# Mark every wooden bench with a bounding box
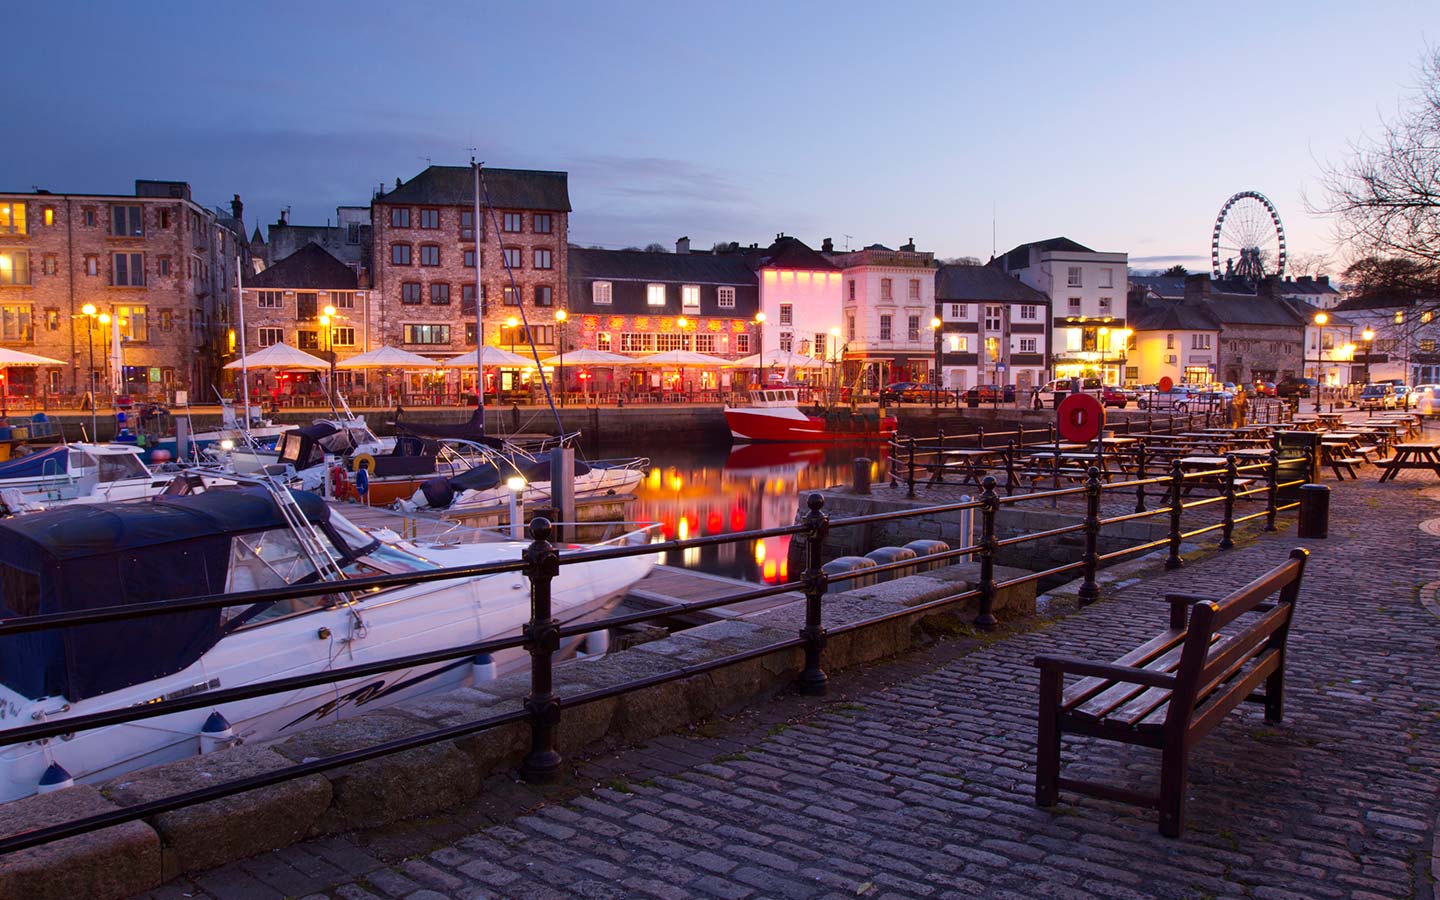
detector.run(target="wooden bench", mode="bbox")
[1033,548,1309,837]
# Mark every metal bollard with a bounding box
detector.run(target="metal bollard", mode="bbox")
[1220,454,1237,550]
[1298,484,1330,539]
[1134,442,1148,514]
[1078,467,1102,606]
[934,427,946,484]
[1165,459,1185,570]
[907,437,918,498]
[520,517,563,783]
[1265,450,1279,532]
[852,457,872,495]
[797,494,830,694]
[975,476,1000,630]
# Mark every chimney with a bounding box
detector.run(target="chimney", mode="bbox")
[1318,275,1330,286]
[821,237,834,253]
[230,194,243,223]
[277,209,288,226]
[901,237,916,252]
[395,177,402,190]
[1184,273,1211,300]
[675,236,690,254]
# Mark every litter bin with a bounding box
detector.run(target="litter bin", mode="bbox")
[1297,484,1329,539]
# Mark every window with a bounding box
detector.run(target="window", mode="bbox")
[1191,334,1212,350]
[948,335,969,352]
[419,245,440,266]
[41,255,56,276]
[404,324,450,344]
[735,334,751,354]
[646,284,666,307]
[82,208,96,227]
[430,283,451,305]
[657,333,685,352]
[330,291,355,310]
[258,327,283,347]
[880,278,893,301]
[695,333,715,353]
[1321,332,1334,350]
[257,290,282,309]
[813,333,827,358]
[112,252,144,286]
[1019,305,1037,320]
[847,280,856,301]
[401,282,422,304]
[879,314,892,341]
[332,326,356,347]
[779,303,793,325]
[621,332,656,353]
[461,284,482,315]
[984,306,1001,331]
[682,285,700,310]
[1395,311,1405,325]
[1067,266,1082,287]
[157,256,170,277]
[593,281,613,305]
[717,286,735,309]
[533,248,553,270]
[847,314,856,341]
[159,310,173,331]
[503,247,522,269]
[503,286,518,306]
[461,323,478,346]
[391,243,412,265]
[419,208,439,229]
[1423,339,1437,353]
[779,332,793,352]
[534,285,553,306]
[347,222,361,244]
[1019,338,1037,353]
[1099,296,1112,313]
[597,332,612,351]
[296,292,317,319]
[534,214,552,234]
[1067,297,1081,313]
[460,210,477,240]
[297,330,319,349]
[111,205,143,237]
[84,255,97,277]
[951,304,967,319]
[390,208,411,228]
[159,209,172,229]
[1099,268,1113,289]
[114,305,147,341]
[464,249,478,269]
[908,279,921,301]
[0,305,32,341]
[907,316,920,342]
[42,207,53,227]
[44,308,58,331]
[502,213,522,233]
[0,202,25,235]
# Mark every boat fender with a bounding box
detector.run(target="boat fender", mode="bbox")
[471,653,498,683]
[36,762,74,794]
[353,465,369,498]
[200,711,237,755]
[351,453,376,474]
[419,477,455,509]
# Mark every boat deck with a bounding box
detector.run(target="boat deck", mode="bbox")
[326,500,511,543]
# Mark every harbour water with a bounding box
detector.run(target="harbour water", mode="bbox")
[610,441,892,584]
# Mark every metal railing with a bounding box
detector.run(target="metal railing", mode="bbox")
[0,445,1313,855]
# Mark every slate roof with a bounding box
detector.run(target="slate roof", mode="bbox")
[935,265,1050,304]
[569,247,758,285]
[996,237,1095,271]
[1200,291,1308,327]
[1128,275,1188,299]
[745,236,838,271]
[377,166,571,211]
[1129,300,1222,332]
[1272,276,1340,297]
[1279,296,1354,325]
[248,243,358,290]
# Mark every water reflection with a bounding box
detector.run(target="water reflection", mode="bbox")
[621,442,891,583]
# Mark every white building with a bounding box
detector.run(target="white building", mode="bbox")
[1332,295,1440,384]
[993,237,1130,384]
[933,264,1051,392]
[746,235,843,372]
[827,241,938,390]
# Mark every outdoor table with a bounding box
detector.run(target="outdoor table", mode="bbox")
[935,448,1007,486]
[1378,442,1440,482]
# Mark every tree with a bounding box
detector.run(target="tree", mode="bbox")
[1320,48,1440,283]
[643,243,668,253]
[1286,252,1332,278]
[939,256,982,266]
[1160,264,1189,277]
[1343,255,1436,304]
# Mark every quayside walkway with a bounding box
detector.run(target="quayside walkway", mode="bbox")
[141,469,1440,900]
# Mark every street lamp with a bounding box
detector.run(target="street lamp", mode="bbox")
[675,315,689,396]
[318,303,338,406]
[829,325,842,405]
[1098,326,1110,384]
[555,309,568,406]
[1361,326,1375,385]
[81,304,99,439]
[505,316,520,398]
[929,316,943,409]
[1313,312,1328,412]
[753,311,766,388]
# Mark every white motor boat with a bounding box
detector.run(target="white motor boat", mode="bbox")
[0,480,657,802]
[0,443,179,505]
[398,438,646,513]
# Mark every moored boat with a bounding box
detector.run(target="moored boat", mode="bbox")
[724,388,897,442]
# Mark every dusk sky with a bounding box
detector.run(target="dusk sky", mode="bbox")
[7,2,1437,271]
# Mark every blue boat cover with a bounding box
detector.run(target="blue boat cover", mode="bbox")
[0,445,68,481]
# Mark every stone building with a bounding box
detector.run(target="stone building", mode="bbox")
[0,180,247,402]
[827,240,939,389]
[1184,275,1306,384]
[933,264,1051,392]
[370,166,569,394]
[261,206,372,277]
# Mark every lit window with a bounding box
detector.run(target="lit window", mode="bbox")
[258,327,283,347]
[42,207,54,228]
[403,324,450,344]
[593,281,613,305]
[332,326,356,347]
[115,305,147,341]
[682,285,701,310]
[735,334,751,354]
[1396,311,1406,325]
[0,305,33,341]
[597,331,611,351]
[717,287,735,309]
[646,284,667,307]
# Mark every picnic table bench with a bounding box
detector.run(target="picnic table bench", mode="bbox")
[1377,441,1440,482]
[1034,547,1309,836]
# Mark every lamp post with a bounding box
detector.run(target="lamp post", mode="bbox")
[1313,312,1328,413]
[829,325,842,405]
[555,309,568,406]
[753,311,766,388]
[1097,326,1110,384]
[318,304,337,406]
[929,316,943,409]
[506,316,520,399]
[676,315,689,397]
[1362,326,1375,385]
[80,304,99,439]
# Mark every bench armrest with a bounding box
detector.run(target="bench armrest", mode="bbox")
[1165,592,1223,628]
[1033,655,1178,689]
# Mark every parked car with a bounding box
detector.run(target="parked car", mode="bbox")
[902,383,959,403]
[1393,385,1416,408]
[964,384,1016,404]
[1413,384,1440,407]
[1032,377,1105,409]
[880,382,919,403]
[1252,381,1277,397]
[1100,386,1130,409]
[1358,383,1397,410]
[1136,384,1199,411]
[1276,377,1316,399]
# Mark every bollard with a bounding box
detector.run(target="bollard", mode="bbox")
[1134,442,1148,514]
[934,427,946,484]
[975,476,1000,630]
[1078,467,1102,606]
[520,517,563,783]
[1219,454,1237,550]
[1297,484,1330,539]
[1166,459,1185,569]
[1265,450,1279,532]
[797,493,830,694]
[1004,438,1017,495]
[907,437,918,498]
[852,457,872,495]
[865,546,918,581]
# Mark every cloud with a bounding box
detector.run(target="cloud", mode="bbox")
[1128,253,1211,264]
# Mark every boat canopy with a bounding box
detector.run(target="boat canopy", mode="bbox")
[0,487,347,702]
[0,445,68,480]
[394,408,506,448]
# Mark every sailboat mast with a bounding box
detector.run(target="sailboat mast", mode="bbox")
[472,159,486,433]
[237,251,252,425]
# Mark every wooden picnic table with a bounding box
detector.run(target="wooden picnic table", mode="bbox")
[934,447,1008,485]
[1378,441,1440,482]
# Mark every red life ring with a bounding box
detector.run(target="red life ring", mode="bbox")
[1057,392,1105,443]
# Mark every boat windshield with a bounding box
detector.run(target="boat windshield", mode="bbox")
[97,453,148,482]
[222,528,331,625]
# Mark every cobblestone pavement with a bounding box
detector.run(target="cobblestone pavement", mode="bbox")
[139,466,1440,900]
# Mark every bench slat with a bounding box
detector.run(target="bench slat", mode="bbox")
[1061,628,1188,709]
[1105,633,1242,728]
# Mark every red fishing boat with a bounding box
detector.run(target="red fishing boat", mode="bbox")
[724,389,897,443]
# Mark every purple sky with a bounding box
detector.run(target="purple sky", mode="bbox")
[6,1,1437,273]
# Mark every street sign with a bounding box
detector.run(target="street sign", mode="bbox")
[1057,392,1105,443]
[1159,376,1174,393]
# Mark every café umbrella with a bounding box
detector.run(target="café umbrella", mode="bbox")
[223,343,329,410]
[0,348,66,418]
[633,349,735,394]
[537,348,635,402]
[337,346,442,405]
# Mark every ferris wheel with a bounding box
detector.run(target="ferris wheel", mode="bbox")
[1211,191,1287,280]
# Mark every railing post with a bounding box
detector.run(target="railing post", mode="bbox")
[796,493,830,695]
[907,437,917,498]
[1166,459,1185,570]
[1004,438,1017,496]
[977,426,986,449]
[520,517,563,783]
[1134,441,1147,513]
[1017,424,1026,448]
[1220,453,1237,550]
[934,427,946,483]
[1265,449,1279,532]
[976,476,999,631]
[889,437,900,489]
[1078,466,1102,607]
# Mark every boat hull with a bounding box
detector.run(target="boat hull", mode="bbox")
[725,408,897,443]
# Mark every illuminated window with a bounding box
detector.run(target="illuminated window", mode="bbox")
[0,305,33,341]
[682,285,700,310]
[1395,311,1405,325]
[1067,267,1082,287]
[258,327,283,347]
[621,332,656,352]
[419,209,439,229]
[400,282,422,304]
[257,291,282,309]
[1422,339,1436,353]
[717,287,735,309]
[296,329,318,349]
[534,248,553,270]
[985,336,1000,362]
[695,333,715,353]
[390,208,411,228]
[430,283,450,305]
[779,303,793,325]
[657,333,684,352]
[646,284,666,307]
[45,308,58,331]
[403,324,450,344]
[42,207,54,227]
[593,281,612,305]
[111,252,144,286]
[332,326,356,347]
[735,334,751,354]
[533,214,552,234]
[111,205,143,237]
[502,213,522,233]
[114,305,147,341]
[597,332,611,351]
[419,244,440,266]
[41,255,57,276]
[948,335,968,352]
